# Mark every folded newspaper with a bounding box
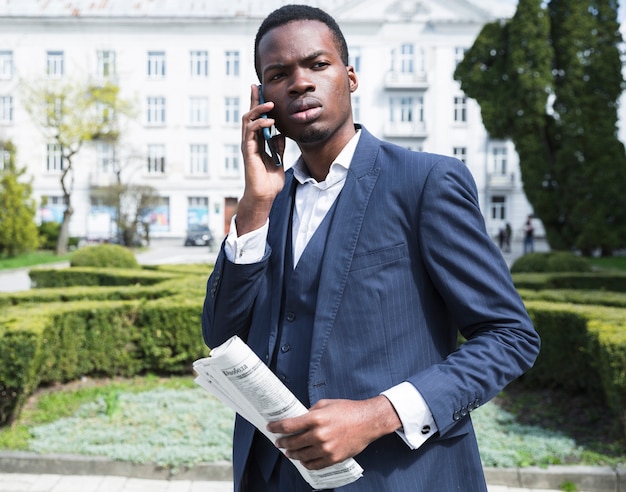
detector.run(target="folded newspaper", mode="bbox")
[193,335,363,489]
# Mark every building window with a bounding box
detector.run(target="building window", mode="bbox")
[97,50,116,78]
[95,101,115,125]
[46,143,64,172]
[225,97,240,124]
[399,44,414,73]
[454,47,466,66]
[0,51,13,80]
[225,51,240,76]
[46,96,63,125]
[189,144,209,175]
[190,50,208,77]
[0,146,10,170]
[453,146,467,164]
[187,196,209,229]
[147,51,166,78]
[146,97,166,125]
[47,51,64,78]
[96,142,115,173]
[454,96,467,123]
[349,47,361,73]
[389,96,423,123]
[189,97,209,126]
[147,144,166,174]
[490,195,507,220]
[224,144,240,175]
[0,96,13,124]
[40,196,65,223]
[144,196,170,232]
[492,146,508,175]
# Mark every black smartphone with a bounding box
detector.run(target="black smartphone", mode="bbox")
[258,85,282,167]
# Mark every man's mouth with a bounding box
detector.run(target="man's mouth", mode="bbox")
[289,98,322,123]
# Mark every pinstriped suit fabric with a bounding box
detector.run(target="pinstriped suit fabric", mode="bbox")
[202,126,540,491]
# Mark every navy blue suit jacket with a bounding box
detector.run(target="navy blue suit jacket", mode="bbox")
[202,127,540,491]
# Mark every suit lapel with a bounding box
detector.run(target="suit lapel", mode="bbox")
[309,129,381,376]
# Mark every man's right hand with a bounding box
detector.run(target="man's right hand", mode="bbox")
[236,84,286,236]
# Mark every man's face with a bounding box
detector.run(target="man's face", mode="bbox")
[257,20,358,148]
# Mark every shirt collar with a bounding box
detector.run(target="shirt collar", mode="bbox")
[293,129,361,186]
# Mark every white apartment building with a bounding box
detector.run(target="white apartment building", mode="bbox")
[0,0,537,243]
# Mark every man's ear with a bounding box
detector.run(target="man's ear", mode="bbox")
[347,66,358,93]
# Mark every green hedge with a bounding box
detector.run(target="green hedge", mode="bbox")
[0,297,210,426]
[0,264,211,426]
[518,289,626,308]
[2,262,625,442]
[70,244,139,269]
[511,251,592,273]
[523,301,626,436]
[29,267,178,289]
[513,272,626,292]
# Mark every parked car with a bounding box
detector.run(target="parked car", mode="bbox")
[184,226,214,247]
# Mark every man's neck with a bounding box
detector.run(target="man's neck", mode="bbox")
[299,126,357,182]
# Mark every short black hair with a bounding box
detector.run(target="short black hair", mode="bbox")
[254,4,349,81]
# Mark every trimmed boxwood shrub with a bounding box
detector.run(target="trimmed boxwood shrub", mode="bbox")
[511,251,592,273]
[71,244,139,269]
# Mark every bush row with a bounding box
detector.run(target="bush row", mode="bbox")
[0,295,210,426]
[0,262,211,426]
[521,300,626,437]
[513,271,626,292]
[1,259,625,441]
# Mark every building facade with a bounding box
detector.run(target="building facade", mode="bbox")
[0,0,537,244]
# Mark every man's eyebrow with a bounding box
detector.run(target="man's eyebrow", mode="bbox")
[262,50,331,75]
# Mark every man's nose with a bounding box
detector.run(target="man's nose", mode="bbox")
[288,69,315,95]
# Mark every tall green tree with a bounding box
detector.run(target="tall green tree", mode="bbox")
[454,0,626,255]
[23,80,134,255]
[0,141,40,256]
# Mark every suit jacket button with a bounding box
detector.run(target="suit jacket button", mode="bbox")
[461,407,468,417]
[285,312,295,322]
[453,411,461,421]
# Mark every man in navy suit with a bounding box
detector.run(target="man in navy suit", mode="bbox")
[202,4,540,491]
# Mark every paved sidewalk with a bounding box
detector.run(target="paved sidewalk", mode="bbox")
[0,473,578,492]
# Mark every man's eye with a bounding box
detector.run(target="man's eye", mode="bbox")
[313,62,329,69]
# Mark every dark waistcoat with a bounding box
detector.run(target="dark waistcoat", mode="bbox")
[253,197,338,483]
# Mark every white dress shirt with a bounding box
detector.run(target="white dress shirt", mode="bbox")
[224,130,437,449]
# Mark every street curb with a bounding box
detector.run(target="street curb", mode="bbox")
[0,451,232,481]
[0,451,623,490]
[484,465,625,492]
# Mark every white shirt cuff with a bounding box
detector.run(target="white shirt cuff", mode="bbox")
[224,215,269,264]
[381,381,438,449]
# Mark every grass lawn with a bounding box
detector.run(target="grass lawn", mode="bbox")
[0,251,72,270]
[590,255,626,271]
[0,376,623,471]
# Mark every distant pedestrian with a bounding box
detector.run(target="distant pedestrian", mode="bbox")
[504,222,512,252]
[498,227,506,250]
[523,216,534,254]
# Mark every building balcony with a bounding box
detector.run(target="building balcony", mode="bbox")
[88,74,120,88]
[487,172,515,189]
[89,172,118,188]
[384,70,428,89]
[383,121,427,138]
